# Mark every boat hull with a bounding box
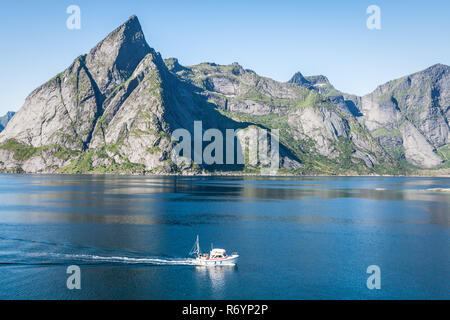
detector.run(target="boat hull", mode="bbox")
[195,254,239,266]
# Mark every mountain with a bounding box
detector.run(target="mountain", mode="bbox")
[358,64,449,169]
[0,112,15,132]
[0,16,448,175]
[288,72,362,117]
[169,61,392,174]
[288,72,340,96]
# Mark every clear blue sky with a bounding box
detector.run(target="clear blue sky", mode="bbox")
[1,0,449,115]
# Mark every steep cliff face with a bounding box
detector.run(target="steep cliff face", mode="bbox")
[359,64,449,168]
[289,64,450,170]
[0,16,174,173]
[0,15,152,151]
[0,15,448,175]
[170,62,393,174]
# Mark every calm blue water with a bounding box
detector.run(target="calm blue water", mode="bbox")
[0,174,448,299]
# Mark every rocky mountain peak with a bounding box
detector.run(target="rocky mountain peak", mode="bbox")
[425,63,449,71]
[164,58,187,73]
[305,75,330,85]
[85,14,152,95]
[288,72,331,89]
[288,72,310,86]
[359,62,450,169]
[230,62,245,75]
[415,63,449,82]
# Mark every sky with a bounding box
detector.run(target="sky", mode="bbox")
[0,0,449,115]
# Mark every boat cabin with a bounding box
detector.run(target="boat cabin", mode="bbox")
[209,248,227,259]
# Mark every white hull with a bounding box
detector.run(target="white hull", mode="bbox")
[195,254,239,266]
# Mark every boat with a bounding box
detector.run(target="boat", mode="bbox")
[189,235,239,266]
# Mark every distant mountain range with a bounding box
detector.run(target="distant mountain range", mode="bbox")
[0,16,448,175]
[0,111,15,132]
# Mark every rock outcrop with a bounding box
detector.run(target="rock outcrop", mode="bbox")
[358,64,449,168]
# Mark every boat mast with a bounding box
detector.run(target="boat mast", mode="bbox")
[196,235,200,257]
[190,235,201,257]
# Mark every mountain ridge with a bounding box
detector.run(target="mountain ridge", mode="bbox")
[0,16,448,175]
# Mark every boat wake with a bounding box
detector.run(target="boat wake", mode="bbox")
[0,236,199,267]
[51,253,200,266]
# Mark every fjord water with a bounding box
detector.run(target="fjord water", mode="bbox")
[0,175,448,299]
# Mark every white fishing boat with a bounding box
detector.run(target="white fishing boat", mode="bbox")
[189,235,239,266]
